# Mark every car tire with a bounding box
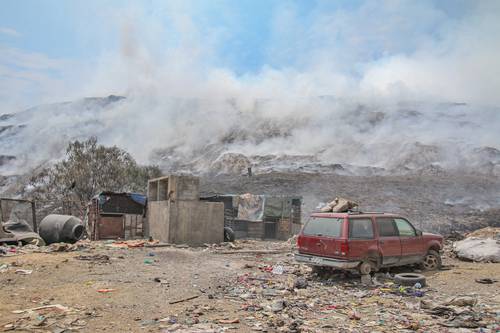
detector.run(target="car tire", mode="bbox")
[394,273,426,287]
[420,250,442,271]
[368,255,381,272]
[359,262,372,275]
[223,227,235,242]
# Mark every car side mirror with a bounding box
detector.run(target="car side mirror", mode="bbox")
[416,230,422,236]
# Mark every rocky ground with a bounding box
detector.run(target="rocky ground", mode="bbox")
[1,240,499,332]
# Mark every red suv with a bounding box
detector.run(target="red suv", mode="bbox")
[295,212,443,275]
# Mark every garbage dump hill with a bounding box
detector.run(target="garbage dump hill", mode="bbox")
[0,96,499,236]
[1,96,499,177]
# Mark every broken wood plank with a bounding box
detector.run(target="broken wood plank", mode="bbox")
[144,243,172,248]
[168,295,199,304]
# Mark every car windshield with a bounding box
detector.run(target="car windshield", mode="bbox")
[303,217,343,237]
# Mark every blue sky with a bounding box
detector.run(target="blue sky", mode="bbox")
[0,0,499,110]
[0,0,465,70]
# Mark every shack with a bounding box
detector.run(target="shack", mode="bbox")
[147,175,224,245]
[201,194,302,240]
[87,191,147,240]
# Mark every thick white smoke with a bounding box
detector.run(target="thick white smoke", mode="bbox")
[1,1,499,175]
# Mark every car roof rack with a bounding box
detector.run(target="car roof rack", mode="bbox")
[312,210,391,215]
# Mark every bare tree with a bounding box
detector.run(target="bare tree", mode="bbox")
[27,137,161,204]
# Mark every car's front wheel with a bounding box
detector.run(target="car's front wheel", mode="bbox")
[420,250,442,270]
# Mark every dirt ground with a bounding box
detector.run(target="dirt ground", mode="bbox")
[1,240,499,332]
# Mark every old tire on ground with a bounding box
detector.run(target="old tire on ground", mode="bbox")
[420,250,442,271]
[223,227,235,242]
[394,273,426,287]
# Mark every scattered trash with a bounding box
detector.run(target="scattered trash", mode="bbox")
[1,219,45,246]
[108,240,150,248]
[0,230,498,332]
[169,295,200,304]
[293,276,308,289]
[349,310,361,320]
[153,277,169,285]
[271,265,284,275]
[49,242,80,252]
[75,254,110,262]
[269,299,285,312]
[218,318,240,324]
[97,288,116,293]
[0,263,9,273]
[445,295,477,307]
[12,304,72,314]
[15,269,33,275]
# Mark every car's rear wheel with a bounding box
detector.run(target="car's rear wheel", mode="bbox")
[359,255,380,275]
[359,262,372,275]
[421,250,442,271]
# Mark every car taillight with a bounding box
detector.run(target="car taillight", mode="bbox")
[297,235,304,248]
[340,240,349,255]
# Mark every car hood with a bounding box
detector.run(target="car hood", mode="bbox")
[423,232,443,239]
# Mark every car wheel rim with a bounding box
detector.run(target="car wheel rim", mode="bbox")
[423,255,437,269]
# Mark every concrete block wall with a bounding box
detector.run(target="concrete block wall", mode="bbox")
[147,175,224,245]
[168,200,224,245]
[148,201,169,242]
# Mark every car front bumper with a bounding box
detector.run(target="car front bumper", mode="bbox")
[294,253,361,269]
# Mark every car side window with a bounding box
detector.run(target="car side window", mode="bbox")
[377,218,398,237]
[349,218,374,239]
[394,218,416,237]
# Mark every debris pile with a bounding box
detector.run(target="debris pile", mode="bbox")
[1,223,499,331]
[4,304,96,331]
[1,219,44,245]
[453,227,500,263]
[211,262,499,332]
[320,197,358,212]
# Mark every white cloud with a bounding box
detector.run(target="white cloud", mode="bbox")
[0,46,83,110]
[0,27,20,37]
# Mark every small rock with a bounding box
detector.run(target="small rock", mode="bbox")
[294,277,308,289]
[270,300,285,312]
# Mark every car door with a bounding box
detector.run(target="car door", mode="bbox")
[375,217,401,265]
[347,217,377,261]
[394,218,424,264]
